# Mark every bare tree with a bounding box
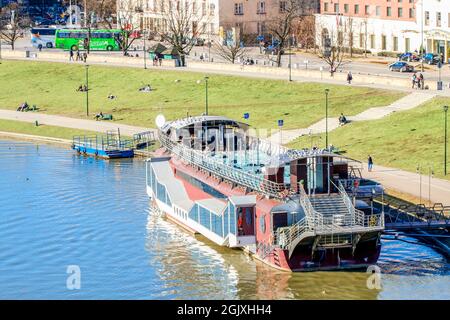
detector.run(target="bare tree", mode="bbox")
[214,25,250,64]
[61,0,117,28]
[0,3,30,50]
[293,15,315,52]
[316,18,348,76]
[266,0,304,67]
[89,0,117,28]
[116,0,141,55]
[266,0,315,67]
[155,1,210,66]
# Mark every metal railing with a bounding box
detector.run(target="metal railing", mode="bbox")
[159,132,287,198]
[273,182,384,250]
[274,216,313,249]
[336,180,366,226]
[298,183,322,221]
[73,134,133,151]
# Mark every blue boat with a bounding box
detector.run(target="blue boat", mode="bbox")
[72,130,134,159]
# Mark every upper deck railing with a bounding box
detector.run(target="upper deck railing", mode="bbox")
[159,132,287,198]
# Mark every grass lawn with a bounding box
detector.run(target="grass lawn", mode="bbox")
[0,119,98,140]
[288,97,450,180]
[0,60,405,130]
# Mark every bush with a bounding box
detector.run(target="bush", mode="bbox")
[377,51,399,58]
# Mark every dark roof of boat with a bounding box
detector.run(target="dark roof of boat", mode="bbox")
[161,115,247,132]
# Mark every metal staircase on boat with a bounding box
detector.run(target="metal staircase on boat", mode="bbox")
[275,182,384,258]
[310,194,350,226]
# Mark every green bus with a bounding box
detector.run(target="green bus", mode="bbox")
[55,29,124,51]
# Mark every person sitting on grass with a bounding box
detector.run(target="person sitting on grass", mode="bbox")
[94,111,103,121]
[76,85,83,92]
[108,94,117,100]
[17,102,29,112]
[339,113,348,125]
[139,84,152,92]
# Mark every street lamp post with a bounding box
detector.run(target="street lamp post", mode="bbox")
[204,76,209,115]
[288,36,292,82]
[445,105,448,175]
[85,64,89,116]
[207,41,211,62]
[143,30,147,69]
[325,88,330,149]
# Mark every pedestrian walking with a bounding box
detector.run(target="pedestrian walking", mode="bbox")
[347,71,353,84]
[76,49,80,61]
[69,49,74,61]
[368,155,374,172]
[411,73,417,89]
[83,52,87,63]
[419,73,424,90]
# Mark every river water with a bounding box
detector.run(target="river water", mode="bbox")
[0,139,449,300]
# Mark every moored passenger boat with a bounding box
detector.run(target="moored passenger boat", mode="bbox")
[146,116,384,271]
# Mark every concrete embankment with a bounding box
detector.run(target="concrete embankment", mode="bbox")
[0,131,72,146]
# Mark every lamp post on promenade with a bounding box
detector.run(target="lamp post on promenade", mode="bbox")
[85,64,89,117]
[288,35,292,82]
[444,105,448,175]
[325,88,330,149]
[204,76,209,115]
[143,30,147,70]
[198,76,209,115]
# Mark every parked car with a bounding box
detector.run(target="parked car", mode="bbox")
[388,61,414,72]
[422,53,441,65]
[398,52,420,62]
[264,44,284,55]
[342,179,384,198]
[194,38,206,46]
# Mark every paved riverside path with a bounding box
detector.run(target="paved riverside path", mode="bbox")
[363,164,450,206]
[269,91,436,144]
[0,109,152,137]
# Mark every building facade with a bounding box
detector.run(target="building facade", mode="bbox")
[316,0,450,62]
[117,0,319,42]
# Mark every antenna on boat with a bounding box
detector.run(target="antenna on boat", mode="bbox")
[155,114,166,128]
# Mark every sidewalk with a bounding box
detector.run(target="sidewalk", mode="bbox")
[0,109,153,137]
[363,164,450,206]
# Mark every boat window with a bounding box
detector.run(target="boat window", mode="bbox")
[272,212,288,230]
[259,214,266,234]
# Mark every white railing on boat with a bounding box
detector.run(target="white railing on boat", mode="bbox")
[159,132,287,198]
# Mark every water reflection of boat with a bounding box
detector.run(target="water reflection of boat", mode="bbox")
[146,206,380,300]
[146,116,384,271]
